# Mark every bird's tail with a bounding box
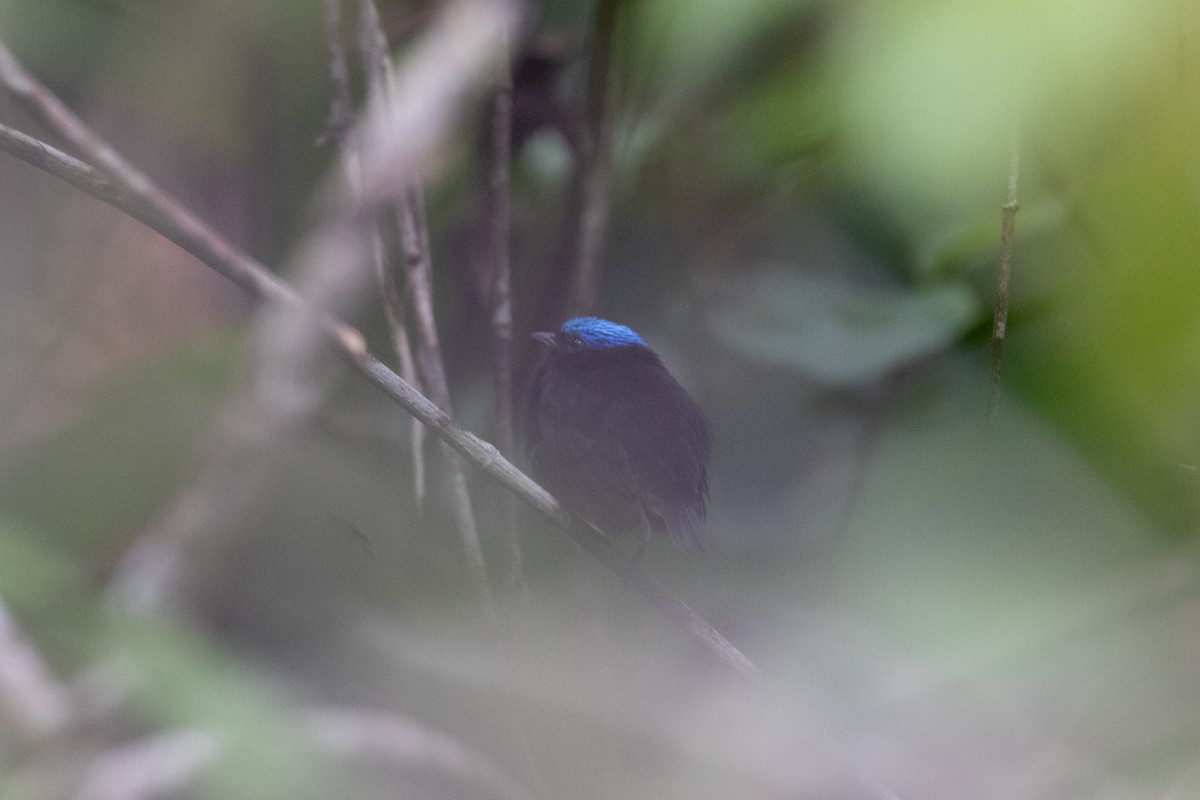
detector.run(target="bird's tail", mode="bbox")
[664,504,705,553]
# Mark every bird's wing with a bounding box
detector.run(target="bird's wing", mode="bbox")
[616,383,710,551]
[525,377,648,535]
[564,423,655,537]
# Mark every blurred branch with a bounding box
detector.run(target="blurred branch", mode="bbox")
[484,29,524,597]
[347,26,542,789]
[989,123,1019,423]
[572,0,621,312]
[355,0,496,622]
[322,0,356,148]
[0,31,760,681]
[76,729,219,800]
[304,705,533,800]
[0,596,71,736]
[0,3,507,611]
[565,521,759,681]
[352,16,544,782]
[324,0,428,510]
[109,483,220,612]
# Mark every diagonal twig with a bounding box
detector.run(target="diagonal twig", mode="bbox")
[355,0,497,622]
[482,25,525,597]
[323,0,428,510]
[0,31,760,681]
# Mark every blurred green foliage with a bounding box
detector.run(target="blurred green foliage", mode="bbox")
[708,268,980,386]
[0,334,243,563]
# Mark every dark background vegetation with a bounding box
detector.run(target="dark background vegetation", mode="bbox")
[0,0,1198,798]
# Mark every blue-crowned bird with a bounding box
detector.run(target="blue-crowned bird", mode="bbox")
[523,317,712,551]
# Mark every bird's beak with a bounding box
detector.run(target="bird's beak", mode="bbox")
[531,331,555,347]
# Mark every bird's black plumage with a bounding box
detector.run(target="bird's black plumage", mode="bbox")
[523,318,712,551]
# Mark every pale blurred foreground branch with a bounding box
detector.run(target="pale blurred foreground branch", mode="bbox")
[0,596,71,736]
[352,0,497,622]
[304,705,534,800]
[324,0,497,621]
[323,0,428,511]
[75,729,219,800]
[72,706,531,800]
[326,9,550,787]
[0,26,760,681]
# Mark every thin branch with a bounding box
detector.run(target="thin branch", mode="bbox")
[573,0,621,312]
[989,122,1019,424]
[0,120,755,680]
[568,521,759,681]
[322,0,355,148]
[486,61,514,461]
[325,0,427,508]
[484,31,525,596]
[0,34,759,681]
[356,26,542,792]
[374,238,428,509]
[352,0,518,209]
[356,0,496,622]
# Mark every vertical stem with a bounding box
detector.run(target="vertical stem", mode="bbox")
[322,0,354,147]
[486,36,524,594]
[573,0,620,313]
[372,222,427,505]
[400,152,497,625]
[357,0,496,621]
[989,123,1020,424]
[325,0,427,506]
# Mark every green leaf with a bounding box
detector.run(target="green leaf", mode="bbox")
[709,268,980,386]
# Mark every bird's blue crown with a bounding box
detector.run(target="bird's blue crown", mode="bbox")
[561,317,647,349]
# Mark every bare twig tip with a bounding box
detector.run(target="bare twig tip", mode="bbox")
[337,325,369,357]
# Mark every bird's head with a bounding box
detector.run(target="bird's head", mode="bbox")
[532,317,648,353]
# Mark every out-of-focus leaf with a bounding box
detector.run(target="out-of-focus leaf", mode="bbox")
[723,66,832,172]
[709,268,980,386]
[1009,102,1200,535]
[626,0,816,104]
[836,358,1171,675]
[912,197,1067,282]
[832,0,1177,222]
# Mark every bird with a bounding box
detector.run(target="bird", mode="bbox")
[523,317,712,552]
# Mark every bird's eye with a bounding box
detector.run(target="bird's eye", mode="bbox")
[564,334,585,351]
